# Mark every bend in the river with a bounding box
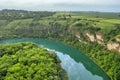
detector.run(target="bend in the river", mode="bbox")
[0,38,110,80]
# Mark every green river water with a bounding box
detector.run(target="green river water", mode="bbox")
[0,38,110,80]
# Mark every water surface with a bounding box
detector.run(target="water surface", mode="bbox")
[0,38,110,80]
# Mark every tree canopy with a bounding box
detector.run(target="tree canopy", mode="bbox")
[0,42,68,80]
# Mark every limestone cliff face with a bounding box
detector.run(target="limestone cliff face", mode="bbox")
[75,34,87,44]
[96,32,103,41]
[86,33,96,42]
[76,32,120,53]
[95,32,104,45]
[86,32,104,45]
[116,37,120,42]
[107,42,120,53]
[75,34,82,42]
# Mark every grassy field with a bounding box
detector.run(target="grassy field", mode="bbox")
[0,11,120,40]
[71,12,120,19]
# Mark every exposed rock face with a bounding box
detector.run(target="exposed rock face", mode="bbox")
[75,34,81,39]
[86,33,96,42]
[95,32,104,45]
[96,32,103,41]
[116,37,120,42]
[86,32,104,44]
[119,47,120,52]
[75,34,82,42]
[97,40,104,45]
[75,34,87,44]
[76,32,120,53]
[107,42,120,53]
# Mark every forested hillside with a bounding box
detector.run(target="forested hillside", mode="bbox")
[0,9,120,80]
[0,42,68,80]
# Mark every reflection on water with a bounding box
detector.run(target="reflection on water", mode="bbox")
[0,38,110,80]
[56,51,103,80]
[46,48,103,80]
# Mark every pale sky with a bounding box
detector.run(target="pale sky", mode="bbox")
[0,0,120,12]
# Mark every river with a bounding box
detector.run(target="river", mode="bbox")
[0,38,110,80]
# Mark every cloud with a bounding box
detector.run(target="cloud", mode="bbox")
[0,0,120,12]
[0,0,119,5]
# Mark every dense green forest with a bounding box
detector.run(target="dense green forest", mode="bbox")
[0,42,68,80]
[0,9,120,80]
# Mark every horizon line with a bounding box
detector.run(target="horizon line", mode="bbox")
[0,9,120,13]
